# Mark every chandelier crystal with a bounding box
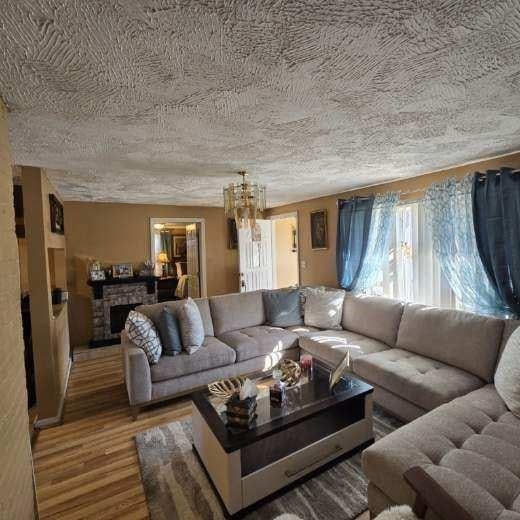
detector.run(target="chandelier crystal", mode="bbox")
[223,171,266,232]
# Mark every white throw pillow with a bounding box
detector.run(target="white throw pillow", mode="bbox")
[495,325,520,418]
[125,310,162,364]
[178,298,205,354]
[304,287,345,330]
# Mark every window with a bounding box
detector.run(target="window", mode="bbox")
[367,202,458,309]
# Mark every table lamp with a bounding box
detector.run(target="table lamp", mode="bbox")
[157,252,169,277]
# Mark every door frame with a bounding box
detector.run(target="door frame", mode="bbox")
[267,211,300,288]
[149,217,207,297]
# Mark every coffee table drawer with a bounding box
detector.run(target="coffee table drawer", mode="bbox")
[242,417,372,508]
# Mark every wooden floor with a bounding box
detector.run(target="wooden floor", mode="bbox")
[33,348,369,520]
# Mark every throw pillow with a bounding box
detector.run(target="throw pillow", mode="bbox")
[495,324,520,418]
[157,307,183,356]
[125,310,162,364]
[263,288,303,327]
[178,298,205,354]
[304,287,345,330]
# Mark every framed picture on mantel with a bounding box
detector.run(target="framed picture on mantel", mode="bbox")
[310,209,328,250]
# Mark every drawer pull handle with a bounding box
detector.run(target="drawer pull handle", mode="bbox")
[284,445,343,479]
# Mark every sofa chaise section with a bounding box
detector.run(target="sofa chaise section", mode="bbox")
[353,303,504,421]
[362,385,520,519]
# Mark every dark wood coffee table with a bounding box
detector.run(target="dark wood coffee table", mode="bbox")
[191,364,374,515]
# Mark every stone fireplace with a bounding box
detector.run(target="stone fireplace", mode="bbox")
[88,277,158,347]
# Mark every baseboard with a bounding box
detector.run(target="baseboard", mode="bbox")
[35,358,72,429]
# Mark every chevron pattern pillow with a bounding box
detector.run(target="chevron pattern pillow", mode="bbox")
[125,310,162,364]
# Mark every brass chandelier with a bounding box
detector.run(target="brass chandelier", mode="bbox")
[223,171,266,231]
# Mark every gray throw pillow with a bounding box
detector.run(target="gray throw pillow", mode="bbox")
[178,298,205,354]
[263,288,303,327]
[304,287,345,330]
[495,325,520,418]
[125,310,162,364]
[157,307,183,356]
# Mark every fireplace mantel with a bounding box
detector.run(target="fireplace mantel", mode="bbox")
[87,276,159,299]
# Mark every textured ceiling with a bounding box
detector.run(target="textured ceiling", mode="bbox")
[2,1,520,207]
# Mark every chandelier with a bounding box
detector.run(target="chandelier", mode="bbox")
[223,171,266,232]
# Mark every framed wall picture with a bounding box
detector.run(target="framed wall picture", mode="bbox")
[112,263,133,278]
[49,193,65,234]
[310,209,328,250]
[173,235,187,257]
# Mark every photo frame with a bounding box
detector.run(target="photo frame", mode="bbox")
[112,263,133,278]
[173,235,187,257]
[310,209,328,250]
[329,353,349,390]
[49,194,65,234]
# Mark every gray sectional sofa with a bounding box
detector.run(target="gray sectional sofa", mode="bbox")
[121,288,520,519]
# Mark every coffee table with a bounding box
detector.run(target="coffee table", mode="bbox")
[191,364,374,515]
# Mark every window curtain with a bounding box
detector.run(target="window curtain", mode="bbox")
[336,196,374,290]
[424,175,507,316]
[160,231,173,260]
[354,192,399,292]
[472,168,520,317]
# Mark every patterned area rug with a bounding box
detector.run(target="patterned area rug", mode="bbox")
[135,406,403,520]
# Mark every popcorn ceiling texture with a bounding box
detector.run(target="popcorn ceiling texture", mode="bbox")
[2,0,520,207]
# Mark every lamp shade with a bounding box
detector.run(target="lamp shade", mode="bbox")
[157,252,169,263]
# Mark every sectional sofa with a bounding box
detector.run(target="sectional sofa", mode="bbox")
[121,289,520,519]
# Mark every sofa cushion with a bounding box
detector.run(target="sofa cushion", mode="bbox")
[353,349,484,411]
[304,287,345,330]
[396,304,504,382]
[125,310,162,364]
[209,291,265,336]
[157,307,182,356]
[362,385,520,520]
[342,293,404,347]
[495,326,520,418]
[150,336,236,382]
[300,330,390,369]
[218,325,298,362]
[263,288,303,327]
[178,298,205,354]
[137,297,214,337]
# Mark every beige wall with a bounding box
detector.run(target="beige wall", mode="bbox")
[22,166,70,422]
[64,201,238,346]
[0,100,35,517]
[274,217,299,288]
[267,151,520,288]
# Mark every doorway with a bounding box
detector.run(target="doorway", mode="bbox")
[236,214,300,292]
[149,218,207,299]
[270,212,299,289]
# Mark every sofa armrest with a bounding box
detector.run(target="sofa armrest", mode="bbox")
[121,334,152,406]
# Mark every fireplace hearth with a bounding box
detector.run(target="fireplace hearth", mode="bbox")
[87,276,158,347]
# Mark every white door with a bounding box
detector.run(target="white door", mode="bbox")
[238,219,274,292]
[186,223,201,298]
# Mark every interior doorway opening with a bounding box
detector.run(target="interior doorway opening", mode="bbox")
[270,213,299,289]
[149,218,207,300]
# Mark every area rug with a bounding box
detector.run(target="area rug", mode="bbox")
[135,406,403,520]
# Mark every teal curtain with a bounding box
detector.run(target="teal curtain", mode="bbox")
[354,192,399,292]
[472,169,520,317]
[424,176,507,316]
[336,196,374,290]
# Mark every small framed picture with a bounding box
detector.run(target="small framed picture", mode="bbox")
[310,209,328,250]
[49,194,65,234]
[112,263,133,278]
[90,269,105,281]
[173,236,187,257]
